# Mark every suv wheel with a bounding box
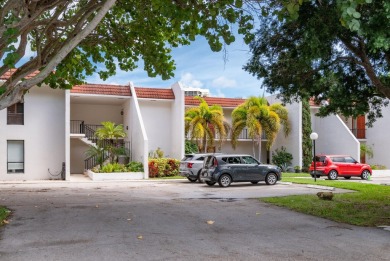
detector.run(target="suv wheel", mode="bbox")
[218,174,232,187]
[265,173,278,185]
[328,170,338,180]
[361,170,370,180]
[197,169,204,183]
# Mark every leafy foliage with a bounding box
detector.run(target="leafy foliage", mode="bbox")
[92,161,143,173]
[0,206,11,226]
[185,140,199,154]
[127,161,144,172]
[271,146,293,170]
[149,147,165,159]
[231,96,290,160]
[0,0,254,109]
[148,158,180,178]
[95,121,127,164]
[360,143,374,159]
[301,99,312,172]
[245,1,389,126]
[185,96,230,153]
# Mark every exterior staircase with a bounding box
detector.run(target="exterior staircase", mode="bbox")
[70,120,130,170]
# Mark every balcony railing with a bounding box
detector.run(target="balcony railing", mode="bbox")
[187,128,266,140]
[350,128,366,139]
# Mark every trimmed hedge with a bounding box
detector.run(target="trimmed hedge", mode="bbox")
[148,158,180,178]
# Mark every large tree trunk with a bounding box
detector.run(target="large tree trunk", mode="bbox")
[0,0,117,110]
[257,137,262,163]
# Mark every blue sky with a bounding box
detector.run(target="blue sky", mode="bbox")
[85,35,266,99]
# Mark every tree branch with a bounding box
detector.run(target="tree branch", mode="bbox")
[0,0,117,110]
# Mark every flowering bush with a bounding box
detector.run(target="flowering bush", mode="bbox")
[148,158,180,178]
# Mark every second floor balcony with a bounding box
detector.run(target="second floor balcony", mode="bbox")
[350,128,366,139]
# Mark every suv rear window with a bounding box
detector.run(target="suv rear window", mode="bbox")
[314,156,326,162]
[181,155,194,161]
[221,157,241,164]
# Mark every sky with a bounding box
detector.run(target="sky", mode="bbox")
[85,35,266,99]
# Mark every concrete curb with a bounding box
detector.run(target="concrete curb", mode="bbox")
[306,184,335,191]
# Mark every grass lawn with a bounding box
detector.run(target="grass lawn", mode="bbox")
[0,206,11,226]
[261,173,390,227]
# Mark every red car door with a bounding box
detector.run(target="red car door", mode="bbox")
[344,156,361,176]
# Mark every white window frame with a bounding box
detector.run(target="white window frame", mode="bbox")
[7,140,25,173]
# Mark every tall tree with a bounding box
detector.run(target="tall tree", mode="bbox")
[185,97,230,153]
[231,96,290,161]
[245,0,389,126]
[0,0,254,110]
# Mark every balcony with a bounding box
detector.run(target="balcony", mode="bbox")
[350,128,366,139]
[188,128,266,141]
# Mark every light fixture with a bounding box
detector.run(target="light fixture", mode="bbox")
[310,132,318,182]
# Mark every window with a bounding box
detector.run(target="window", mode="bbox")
[242,156,259,164]
[7,140,24,173]
[344,157,356,163]
[7,102,24,125]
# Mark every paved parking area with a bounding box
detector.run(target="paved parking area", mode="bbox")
[0,179,389,261]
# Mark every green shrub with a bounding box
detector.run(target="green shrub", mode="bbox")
[126,161,144,172]
[100,163,124,173]
[272,146,293,171]
[371,164,387,170]
[148,158,180,178]
[185,140,199,154]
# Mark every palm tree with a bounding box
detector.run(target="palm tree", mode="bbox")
[95,121,127,163]
[231,96,290,161]
[185,96,230,153]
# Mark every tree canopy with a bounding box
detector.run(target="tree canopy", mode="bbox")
[0,0,254,110]
[231,96,289,160]
[185,97,230,153]
[245,0,389,126]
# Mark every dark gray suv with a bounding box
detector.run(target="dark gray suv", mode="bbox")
[200,154,282,187]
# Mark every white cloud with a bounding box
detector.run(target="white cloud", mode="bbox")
[179,72,204,88]
[211,76,237,88]
[211,89,226,98]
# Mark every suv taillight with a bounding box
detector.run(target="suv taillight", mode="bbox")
[187,163,193,168]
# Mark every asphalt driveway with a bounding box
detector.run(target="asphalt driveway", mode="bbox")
[0,179,389,261]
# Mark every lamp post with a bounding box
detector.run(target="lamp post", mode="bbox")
[310,132,318,182]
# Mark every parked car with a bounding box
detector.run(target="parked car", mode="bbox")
[309,154,372,180]
[200,154,282,187]
[180,153,217,182]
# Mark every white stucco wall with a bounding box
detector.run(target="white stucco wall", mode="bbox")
[70,138,89,173]
[365,107,390,168]
[0,86,66,180]
[171,83,185,159]
[129,84,148,178]
[70,103,123,125]
[265,96,302,168]
[311,108,359,160]
[138,99,173,158]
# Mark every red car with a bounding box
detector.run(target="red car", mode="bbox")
[309,155,372,180]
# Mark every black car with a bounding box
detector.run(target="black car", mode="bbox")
[200,154,282,187]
